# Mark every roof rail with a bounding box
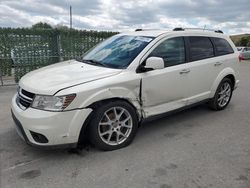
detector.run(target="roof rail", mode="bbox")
[214,30,223,33]
[173,27,184,31]
[173,27,223,34]
[135,28,163,32]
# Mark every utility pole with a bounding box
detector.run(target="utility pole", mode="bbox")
[70,5,72,29]
[203,25,206,31]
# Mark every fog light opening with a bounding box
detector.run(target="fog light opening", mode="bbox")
[30,131,48,143]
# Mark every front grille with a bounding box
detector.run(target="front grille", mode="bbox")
[17,87,35,109]
[21,89,34,99]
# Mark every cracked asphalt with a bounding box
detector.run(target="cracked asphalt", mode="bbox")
[0,61,250,188]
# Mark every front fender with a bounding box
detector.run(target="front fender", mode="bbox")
[209,67,236,98]
[55,71,142,115]
[77,86,142,118]
[84,87,140,106]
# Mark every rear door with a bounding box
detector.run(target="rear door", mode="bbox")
[185,36,234,104]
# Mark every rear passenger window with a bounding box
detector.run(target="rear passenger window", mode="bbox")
[211,37,234,55]
[189,37,214,61]
[149,37,185,67]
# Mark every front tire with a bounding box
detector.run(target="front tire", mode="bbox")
[88,100,138,151]
[209,78,233,111]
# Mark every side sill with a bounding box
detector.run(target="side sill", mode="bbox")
[141,99,210,124]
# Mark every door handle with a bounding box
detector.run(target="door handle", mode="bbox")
[214,62,222,66]
[179,69,190,74]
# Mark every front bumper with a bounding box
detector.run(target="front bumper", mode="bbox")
[11,94,92,148]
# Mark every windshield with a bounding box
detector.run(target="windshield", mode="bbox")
[82,35,154,69]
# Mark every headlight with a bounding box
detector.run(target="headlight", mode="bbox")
[31,94,76,111]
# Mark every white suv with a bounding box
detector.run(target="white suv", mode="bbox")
[11,28,240,150]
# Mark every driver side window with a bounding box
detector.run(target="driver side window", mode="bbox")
[149,37,185,67]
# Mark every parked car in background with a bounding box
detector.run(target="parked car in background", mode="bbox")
[237,46,250,60]
[11,28,240,151]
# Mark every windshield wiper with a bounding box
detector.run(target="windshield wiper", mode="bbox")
[81,59,108,67]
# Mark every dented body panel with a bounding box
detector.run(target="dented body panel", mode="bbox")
[57,70,143,118]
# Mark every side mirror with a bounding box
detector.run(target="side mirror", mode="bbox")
[145,57,164,70]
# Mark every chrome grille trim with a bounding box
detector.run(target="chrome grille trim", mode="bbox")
[18,91,33,101]
[16,87,35,110]
[18,94,32,103]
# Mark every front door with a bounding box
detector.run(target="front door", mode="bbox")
[141,37,189,117]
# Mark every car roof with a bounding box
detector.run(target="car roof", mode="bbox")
[119,29,229,39]
[120,30,167,37]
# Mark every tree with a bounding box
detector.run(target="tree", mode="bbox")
[32,22,53,30]
[55,24,70,31]
[247,36,250,47]
[239,37,249,46]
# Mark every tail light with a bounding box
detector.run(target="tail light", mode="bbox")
[239,53,243,62]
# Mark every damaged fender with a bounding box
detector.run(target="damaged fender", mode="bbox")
[82,87,143,119]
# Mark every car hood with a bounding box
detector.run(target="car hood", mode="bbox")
[19,60,122,95]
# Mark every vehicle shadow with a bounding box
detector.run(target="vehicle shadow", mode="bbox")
[1,103,219,172]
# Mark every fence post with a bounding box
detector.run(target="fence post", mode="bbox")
[0,67,3,86]
[57,33,63,62]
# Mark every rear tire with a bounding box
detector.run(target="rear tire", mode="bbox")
[88,100,138,151]
[209,78,233,111]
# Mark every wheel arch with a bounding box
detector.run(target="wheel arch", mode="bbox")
[224,74,235,88]
[77,96,142,146]
[209,68,236,98]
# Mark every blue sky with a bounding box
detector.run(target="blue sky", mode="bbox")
[0,0,249,34]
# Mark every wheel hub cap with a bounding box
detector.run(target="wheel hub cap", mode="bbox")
[217,82,231,107]
[98,107,133,146]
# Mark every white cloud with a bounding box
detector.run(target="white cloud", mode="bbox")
[0,0,249,34]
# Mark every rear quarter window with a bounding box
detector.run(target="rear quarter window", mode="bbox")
[211,37,234,56]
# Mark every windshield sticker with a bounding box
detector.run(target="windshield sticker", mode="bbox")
[135,36,153,43]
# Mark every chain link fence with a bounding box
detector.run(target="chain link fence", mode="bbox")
[0,28,117,86]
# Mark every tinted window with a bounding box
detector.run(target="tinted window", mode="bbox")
[149,37,185,67]
[189,37,214,61]
[212,37,234,55]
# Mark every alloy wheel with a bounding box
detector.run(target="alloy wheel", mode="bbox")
[217,82,232,107]
[98,107,133,146]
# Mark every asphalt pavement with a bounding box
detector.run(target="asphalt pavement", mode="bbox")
[0,61,250,188]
